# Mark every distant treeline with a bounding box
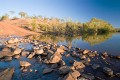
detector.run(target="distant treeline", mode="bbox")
[0,11,117,36]
[29,17,116,36]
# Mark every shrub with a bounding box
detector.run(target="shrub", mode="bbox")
[0,14,9,21]
[83,18,114,33]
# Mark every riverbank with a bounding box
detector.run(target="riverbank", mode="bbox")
[0,36,120,80]
[0,20,38,36]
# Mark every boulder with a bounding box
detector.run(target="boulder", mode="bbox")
[69,70,80,79]
[116,55,120,59]
[8,39,14,44]
[0,68,14,80]
[0,48,12,58]
[54,52,62,58]
[6,52,14,57]
[27,52,35,59]
[59,60,66,66]
[59,66,70,75]
[35,49,44,54]
[56,46,65,53]
[73,61,85,70]
[88,53,95,57]
[2,47,11,52]
[102,52,108,57]
[83,50,89,54]
[4,56,12,61]
[63,71,80,80]
[13,38,19,43]
[20,61,31,67]
[13,54,20,59]
[21,51,29,57]
[0,51,6,58]
[0,51,14,58]
[13,48,22,55]
[49,55,61,63]
[63,73,74,80]
[79,55,86,59]
[42,68,53,74]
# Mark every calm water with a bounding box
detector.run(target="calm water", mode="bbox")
[27,32,120,56]
[58,33,120,56]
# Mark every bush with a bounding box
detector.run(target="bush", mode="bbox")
[0,15,9,21]
[83,18,114,33]
[31,18,38,31]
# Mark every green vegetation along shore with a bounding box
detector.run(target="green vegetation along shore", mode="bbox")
[0,12,118,36]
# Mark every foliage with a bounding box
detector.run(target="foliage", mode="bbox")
[0,14,9,21]
[31,17,38,31]
[83,18,114,33]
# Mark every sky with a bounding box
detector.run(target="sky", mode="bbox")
[0,0,120,27]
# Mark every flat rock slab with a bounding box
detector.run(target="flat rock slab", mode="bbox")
[0,68,14,80]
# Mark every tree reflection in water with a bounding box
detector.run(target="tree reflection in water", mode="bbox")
[27,32,113,47]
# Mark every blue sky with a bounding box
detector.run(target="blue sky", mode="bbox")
[0,0,120,27]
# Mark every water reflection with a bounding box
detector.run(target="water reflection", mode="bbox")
[27,32,120,55]
[82,33,113,46]
[27,33,113,46]
[27,34,82,44]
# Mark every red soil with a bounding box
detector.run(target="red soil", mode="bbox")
[0,19,37,36]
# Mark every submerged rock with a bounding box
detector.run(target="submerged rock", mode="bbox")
[0,68,14,80]
[91,64,100,69]
[51,63,58,69]
[103,67,113,76]
[81,74,95,80]
[116,73,120,78]
[59,66,70,75]
[42,68,53,74]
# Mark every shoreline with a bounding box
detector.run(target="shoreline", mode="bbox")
[0,36,120,80]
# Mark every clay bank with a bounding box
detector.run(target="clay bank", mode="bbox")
[0,35,120,80]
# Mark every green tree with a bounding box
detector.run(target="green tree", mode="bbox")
[83,18,114,33]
